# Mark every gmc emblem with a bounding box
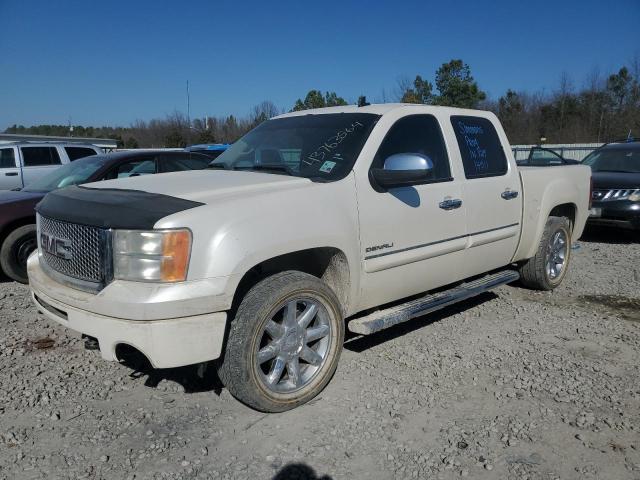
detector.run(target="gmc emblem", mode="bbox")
[40,233,73,260]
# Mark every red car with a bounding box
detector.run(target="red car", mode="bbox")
[0,150,212,283]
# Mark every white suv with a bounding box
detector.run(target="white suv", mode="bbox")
[0,142,102,190]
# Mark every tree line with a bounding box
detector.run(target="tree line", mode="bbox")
[5,59,639,147]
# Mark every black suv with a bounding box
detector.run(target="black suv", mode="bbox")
[584,140,640,230]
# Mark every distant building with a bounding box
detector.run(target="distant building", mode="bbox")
[0,133,118,151]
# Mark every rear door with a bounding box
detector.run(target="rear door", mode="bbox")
[0,147,21,190]
[19,146,63,187]
[448,115,522,276]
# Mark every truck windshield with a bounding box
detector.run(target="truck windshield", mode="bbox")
[583,147,640,173]
[23,155,109,193]
[210,113,380,181]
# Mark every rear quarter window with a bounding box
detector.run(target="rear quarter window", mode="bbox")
[65,147,98,161]
[451,116,508,179]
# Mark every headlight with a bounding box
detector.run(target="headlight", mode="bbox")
[113,229,192,282]
[629,190,640,202]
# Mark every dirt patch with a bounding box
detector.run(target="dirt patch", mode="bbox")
[578,295,640,322]
[23,337,56,352]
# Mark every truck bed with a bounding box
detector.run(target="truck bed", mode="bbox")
[513,164,591,262]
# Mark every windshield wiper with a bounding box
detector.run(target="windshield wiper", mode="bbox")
[207,163,228,170]
[594,169,638,173]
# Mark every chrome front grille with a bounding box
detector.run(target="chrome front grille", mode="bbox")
[37,215,109,289]
[592,188,638,202]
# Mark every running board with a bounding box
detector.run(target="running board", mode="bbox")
[348,270,520,335]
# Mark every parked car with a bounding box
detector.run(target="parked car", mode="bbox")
[0,150,212,283]
[0,142,102,190]
[515,146,578,166]
[584,139,640,230]
[184,143,230,160]
[29,104,591,411]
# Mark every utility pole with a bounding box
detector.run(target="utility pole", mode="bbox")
[186,80,191,147]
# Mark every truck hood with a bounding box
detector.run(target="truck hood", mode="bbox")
[83,169,313,204]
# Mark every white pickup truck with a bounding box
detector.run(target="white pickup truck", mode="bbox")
[28,104,591,412]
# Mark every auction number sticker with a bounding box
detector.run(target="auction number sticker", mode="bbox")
[319,160,336,173]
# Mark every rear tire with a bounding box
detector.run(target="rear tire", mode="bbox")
[519,216,571,291]
[0,224,37,284]
[218,271,344,412]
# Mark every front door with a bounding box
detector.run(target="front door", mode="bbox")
[448,115,522,276]
[355,114,468,311]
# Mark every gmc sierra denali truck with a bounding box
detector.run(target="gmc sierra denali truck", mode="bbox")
[28,104,591,412]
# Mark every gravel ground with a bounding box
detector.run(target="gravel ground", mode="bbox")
[1,226,639,480]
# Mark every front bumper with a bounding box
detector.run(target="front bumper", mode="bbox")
[587,201,640,230]
[28,254,229,368]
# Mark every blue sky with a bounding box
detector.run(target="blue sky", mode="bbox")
[1,0,638,129]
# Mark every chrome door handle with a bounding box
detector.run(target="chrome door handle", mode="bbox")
[439,198,463,210]
[501,190,519,200]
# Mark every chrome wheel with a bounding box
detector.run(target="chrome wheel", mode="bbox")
[255,298,332,394]
[546,230,567,280]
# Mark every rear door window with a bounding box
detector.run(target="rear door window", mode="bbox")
[65,147,98,161]
[450,116,508,178]
[20,147,62,167]
[0,148,16,168]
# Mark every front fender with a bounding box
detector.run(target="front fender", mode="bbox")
[156,175,363,315]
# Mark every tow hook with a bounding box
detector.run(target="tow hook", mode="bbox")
[82,334,99,350]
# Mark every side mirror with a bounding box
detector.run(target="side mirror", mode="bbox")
[370,153,434,189]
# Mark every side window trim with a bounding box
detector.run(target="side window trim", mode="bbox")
[368,114,454,190]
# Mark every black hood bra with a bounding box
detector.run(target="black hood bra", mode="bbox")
[36,186,204,230]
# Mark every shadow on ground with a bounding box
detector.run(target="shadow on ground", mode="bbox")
[273,463,332,480]
[116,291,500,392]
[579,225,639,244]
[117,345,224,395]
[344,292,497,353]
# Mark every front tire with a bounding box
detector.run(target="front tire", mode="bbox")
[519,216,572,290]
[0,224,37,284]
[218,271,344,412]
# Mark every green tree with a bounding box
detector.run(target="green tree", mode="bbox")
[292,90,347,111]
[434,59,486,108]
[164,129,186,148]
[607,67,634,111]
[400,75,433,104]
[124,136,139,149]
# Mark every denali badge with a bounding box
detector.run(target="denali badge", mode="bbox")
[366,243,394,253]
[40,233,73,260]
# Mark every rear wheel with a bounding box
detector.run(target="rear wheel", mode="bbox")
[0,224,37,284]
[519,216,571,290]
[218,271,344,412]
